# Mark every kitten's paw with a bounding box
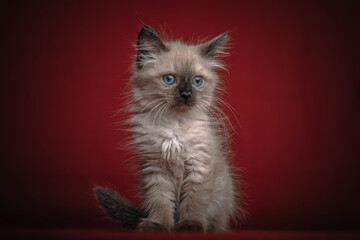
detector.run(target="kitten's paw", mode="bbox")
[137,218,168,232]
[175,220,205,232]
[206,223,216,232]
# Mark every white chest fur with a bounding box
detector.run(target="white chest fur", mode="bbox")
[131,113,214,164]
[161,129,184,162]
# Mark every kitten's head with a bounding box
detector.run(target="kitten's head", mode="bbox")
[131,25,228,115]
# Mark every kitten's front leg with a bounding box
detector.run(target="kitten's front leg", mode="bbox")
[138,171,176,231]
[175,159,213,232]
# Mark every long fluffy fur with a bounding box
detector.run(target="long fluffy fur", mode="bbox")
[94,187,146,229]
[95,25,246,232]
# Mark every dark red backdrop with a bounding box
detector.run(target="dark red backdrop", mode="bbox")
[1,0,359,232]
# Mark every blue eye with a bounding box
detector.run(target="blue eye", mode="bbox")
[162,75,176,85]
[192,77,203,87]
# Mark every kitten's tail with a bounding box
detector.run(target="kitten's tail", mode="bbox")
[93,186,146,229]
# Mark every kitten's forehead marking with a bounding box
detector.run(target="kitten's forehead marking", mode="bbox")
[180,75,191,83]
[164,42,203,77]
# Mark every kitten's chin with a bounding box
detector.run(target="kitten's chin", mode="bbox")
[171,102,195,113]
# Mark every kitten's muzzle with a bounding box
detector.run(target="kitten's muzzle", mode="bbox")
[180,90,192,101]
[173,88,195,111]
[178,79,193,102]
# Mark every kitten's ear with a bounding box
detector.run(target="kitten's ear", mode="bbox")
[136,25,167,69]
[200,33,228,57]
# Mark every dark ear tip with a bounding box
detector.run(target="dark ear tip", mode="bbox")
[201,32,229,57]
[142,25,152,30]
[219,32,228,40]
[137,25,157,42]
[139,25,155,34]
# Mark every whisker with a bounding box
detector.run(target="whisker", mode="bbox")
[153,102,167,126]
[146,101,164,123]
[158,103,171,125]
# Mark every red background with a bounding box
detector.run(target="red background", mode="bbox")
[1,0,360,233]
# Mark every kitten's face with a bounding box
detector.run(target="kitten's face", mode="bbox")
[131,26,227,115]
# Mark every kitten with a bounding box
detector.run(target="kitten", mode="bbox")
[94,25,245,232]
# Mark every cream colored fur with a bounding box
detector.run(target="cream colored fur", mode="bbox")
[123,26,245,232]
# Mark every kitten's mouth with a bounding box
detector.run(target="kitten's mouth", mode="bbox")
[172,100,195,112]
[172,88,196,112]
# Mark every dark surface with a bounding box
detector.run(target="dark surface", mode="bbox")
[1,229,360,240]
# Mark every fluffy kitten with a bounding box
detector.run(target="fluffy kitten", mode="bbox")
[94,25,245,232]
